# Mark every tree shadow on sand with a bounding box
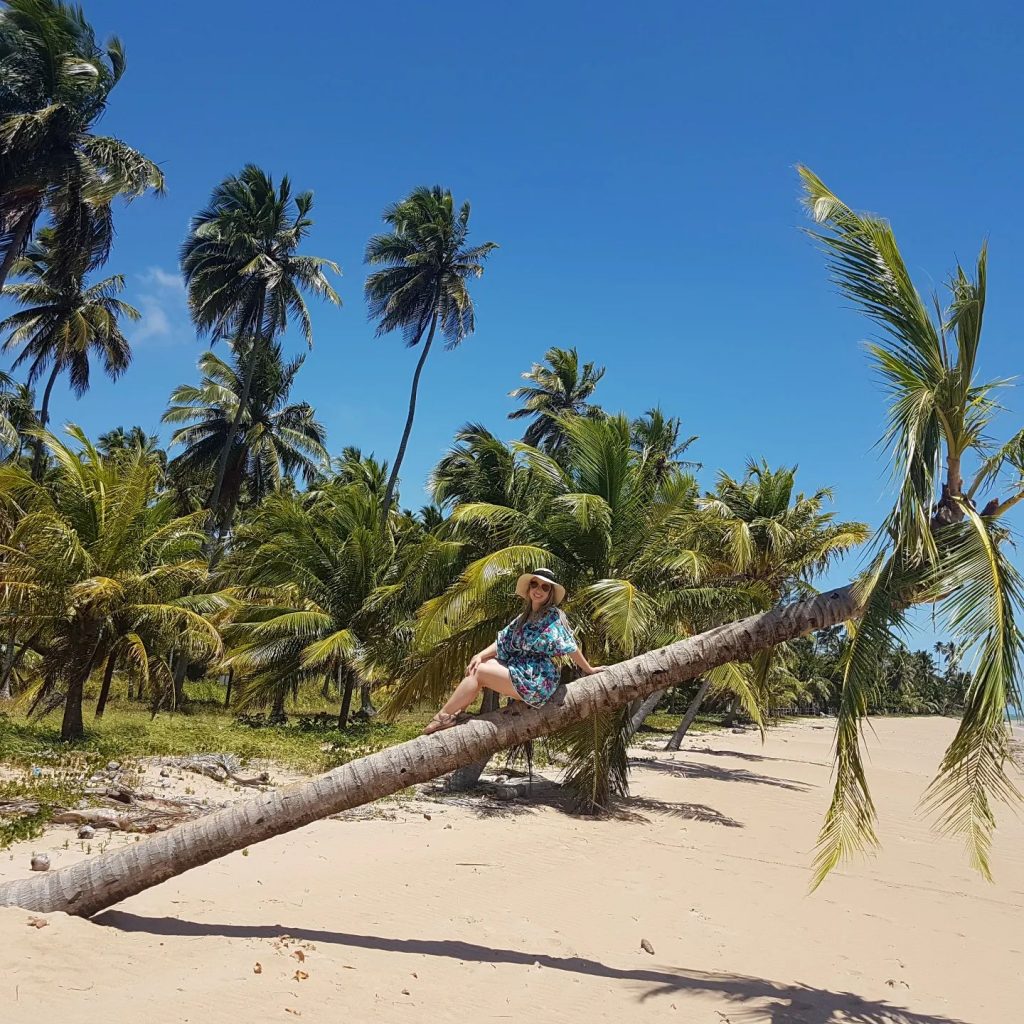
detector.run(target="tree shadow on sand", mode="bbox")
[630,756,813,792]
[417,775,743,827]
[94,912,970,1024]
[683,747,834,770]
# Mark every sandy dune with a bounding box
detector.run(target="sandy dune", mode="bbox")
[2,717,1021,1023]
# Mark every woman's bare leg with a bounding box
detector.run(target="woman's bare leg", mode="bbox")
[437,662,521,717]
[438,671,484,717]
[475,661,522,702]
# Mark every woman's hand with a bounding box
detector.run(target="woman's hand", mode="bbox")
[586,665,605,675]
[466,653,482,676]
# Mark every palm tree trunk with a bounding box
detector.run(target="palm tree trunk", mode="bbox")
[358,682,377,719]
[665,677,712,752]
[0,624,31,699]
[0,584,860,916]
[628,688,666,737]
[0,635,14,700]
[59,666,89,742]
[337,664,355,730]
[172,655,188,710]
[223,668,234,708]
[94,650,118,719]
[446,690,501,791]
[0,204,38,291]
[60,634,104,741]
[31,364,61,481]
[271,683,287,722]
[380,308,439,528]
[207,296,265,553]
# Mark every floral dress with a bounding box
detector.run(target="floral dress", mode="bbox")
[496,608,579,707]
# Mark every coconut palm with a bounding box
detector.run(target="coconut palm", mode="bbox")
[631,407,700,481]
[365,186,497,524]
[97,425,161,458]
[0,228,138,477]
[645,460,869,747]
[431,422,524,512]
[798,166,1024,884]
[180,165,340,545]
[163,342,328,537]
[0,0,163,287]
[0,369,35,458]
[0,426,223,739]
[223,483,403,726]
[508,346,605,451]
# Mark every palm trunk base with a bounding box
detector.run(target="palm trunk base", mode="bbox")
[446,690,501,791]
[665,677,712,752]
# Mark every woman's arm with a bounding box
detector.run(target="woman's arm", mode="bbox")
[569,649,603,676]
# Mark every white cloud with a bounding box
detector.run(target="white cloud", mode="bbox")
[135,297,172,342]
[133,267,189,346]
[140,266,185,293]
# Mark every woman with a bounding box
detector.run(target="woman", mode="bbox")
[423,567,602,735]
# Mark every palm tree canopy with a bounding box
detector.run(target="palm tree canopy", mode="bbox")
[364,185,497,350]
[0,368,35,455]
[163,342,328,513]
[223,483,403,707]
[0,0,164,280]
[0,426,224,734]
[0,227,138,392]
[509,346,606,450]
[631,407,700,476]
[180,165,341,347]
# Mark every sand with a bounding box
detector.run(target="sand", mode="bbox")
[2,717,1021,1024]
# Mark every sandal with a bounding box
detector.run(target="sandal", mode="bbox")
[423,711,460,736]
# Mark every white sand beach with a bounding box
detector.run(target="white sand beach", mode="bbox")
[2,717,1021,1024]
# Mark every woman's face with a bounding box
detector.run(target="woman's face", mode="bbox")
[528,577,553,610]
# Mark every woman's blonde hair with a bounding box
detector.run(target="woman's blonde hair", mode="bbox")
[514,592,570,632]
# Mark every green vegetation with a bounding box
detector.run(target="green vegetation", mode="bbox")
[1,0,1022,885]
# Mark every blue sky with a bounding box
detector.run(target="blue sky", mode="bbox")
[4,0,1023,645]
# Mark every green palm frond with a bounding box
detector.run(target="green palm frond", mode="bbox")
[922,505,1024,877]
[299,628,359,670]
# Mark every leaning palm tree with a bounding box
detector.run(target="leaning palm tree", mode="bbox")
[0,426,223,739]
[163,342,328,537]
[5,170,1024,917]
[798,167,1024,885]
[508,346,605,451]
[0,228,138,477]
[180,165,340,546]
[365,186,497,524]
[0,0,163,287]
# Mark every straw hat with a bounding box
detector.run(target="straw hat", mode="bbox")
[515,567,566,606]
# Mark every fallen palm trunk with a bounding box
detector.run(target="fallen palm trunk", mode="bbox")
[0,585,859,917]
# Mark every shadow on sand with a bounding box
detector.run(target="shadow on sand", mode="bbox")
[94,911,970,1024]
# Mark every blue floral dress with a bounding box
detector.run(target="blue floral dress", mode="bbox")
[496,608,578,706]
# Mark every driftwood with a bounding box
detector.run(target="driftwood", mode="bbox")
[161,753,270,787]
[49,806,195,833]
[1,793,209,834]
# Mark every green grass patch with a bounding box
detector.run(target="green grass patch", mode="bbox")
[0,703,435,774]
[641,711,724,735]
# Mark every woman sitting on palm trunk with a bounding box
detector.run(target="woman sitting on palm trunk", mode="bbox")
[423,568,603,735]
